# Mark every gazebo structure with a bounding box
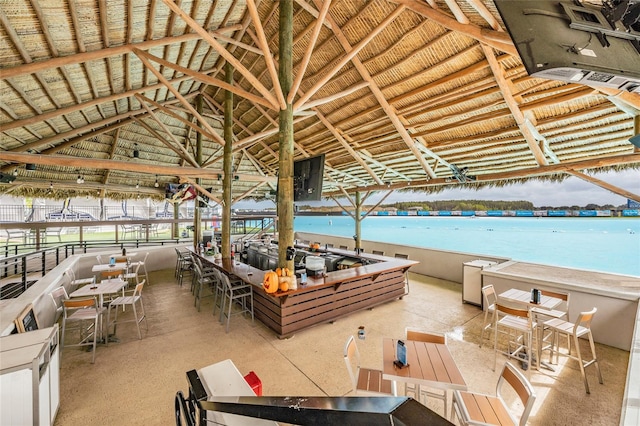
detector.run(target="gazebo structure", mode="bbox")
[1,0,639,261]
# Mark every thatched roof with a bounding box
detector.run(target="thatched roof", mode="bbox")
[1,0,639,203]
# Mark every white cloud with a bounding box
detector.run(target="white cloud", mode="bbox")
[233,169,640,209]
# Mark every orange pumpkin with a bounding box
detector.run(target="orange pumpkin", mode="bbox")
[279,276,289,292]
[263,270,279,293]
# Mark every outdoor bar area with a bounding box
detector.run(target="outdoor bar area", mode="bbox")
[2,0,640,425]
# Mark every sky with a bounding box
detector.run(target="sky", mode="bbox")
[233,169,640,209]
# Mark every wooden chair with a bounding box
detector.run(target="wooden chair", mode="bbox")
[404,328,448,416]
[343,335,393,396]
[542,307,603,393]
[451,361,536,426]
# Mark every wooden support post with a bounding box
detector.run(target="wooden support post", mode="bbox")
[354,191,362,251]
[278,0,295,270]
[194,95,203,249]
[173,204,180,238]
[222,61,234,259]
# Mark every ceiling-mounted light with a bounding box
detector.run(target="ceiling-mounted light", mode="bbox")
[154,176,159,188]
[133,143,140,158]
[13,169,18,177]
[136,181,139,189]
[77,175,83,184]
[49,181,53,190]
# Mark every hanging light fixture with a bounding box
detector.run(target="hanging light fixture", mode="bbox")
[49,181,53,190]
[136,181,139,189]
[154,175,159,188]
[13,169,18,177]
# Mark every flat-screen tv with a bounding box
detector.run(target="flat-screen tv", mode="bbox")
[494,0,640,93]
[294,154,325,202]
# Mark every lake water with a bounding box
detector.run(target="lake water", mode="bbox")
[293,215,640,277]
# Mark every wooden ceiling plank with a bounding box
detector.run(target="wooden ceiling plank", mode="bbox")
[160,0,279,109]
[246,0,287,110]
[294,0,333,30]
[293,5,406,112]
[288,0,333,104]
[443,0,469,24]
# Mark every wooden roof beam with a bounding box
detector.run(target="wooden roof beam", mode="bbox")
[246,0,287,110]
[480,44,548,166]
[293,5,406,111]
[1,151,277,183]
[134,49,226,147]
[288,0,333,104]
[315,0,436,179]
[392,0,516,55]
[0,25,242,80]
[568,170,640,202]
[160,0,279,110]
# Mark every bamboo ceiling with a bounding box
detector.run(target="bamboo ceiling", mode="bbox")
[1,0,639,203]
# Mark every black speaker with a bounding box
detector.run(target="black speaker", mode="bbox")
[0,172,17,183]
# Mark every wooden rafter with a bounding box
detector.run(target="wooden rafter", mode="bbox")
[568,170,640,202]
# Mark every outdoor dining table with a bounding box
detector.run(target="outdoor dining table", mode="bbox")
[498,288,564,371]
[69,278,128,342]
[382,338,467,404]
[91,263,128,273]
[498,288,563,310]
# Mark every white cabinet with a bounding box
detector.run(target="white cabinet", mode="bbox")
[0,326,60,426]
[462,260,497,307]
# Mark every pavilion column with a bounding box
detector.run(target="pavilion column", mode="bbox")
[173,203,180,238]
[193,94,203,249]
[354,191,362,252]
[277,0,294,270]
[222,61,234,258]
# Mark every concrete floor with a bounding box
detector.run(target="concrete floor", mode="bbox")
[55,270,629,425]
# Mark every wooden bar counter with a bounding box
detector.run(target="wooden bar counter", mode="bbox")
[190,248,418,338]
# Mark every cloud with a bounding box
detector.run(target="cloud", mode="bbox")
[233,169,639,209]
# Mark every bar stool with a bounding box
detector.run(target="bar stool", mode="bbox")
[211,268,226,319]
[542,307,603,393]
[177,252,193,287]
[219,273,254,333]
[175,247,191,279]
[193,257,218,312]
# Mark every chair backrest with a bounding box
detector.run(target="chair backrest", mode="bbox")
[96,254,105,264]
[405,328,446,344]
[63,297,98,318]
[132,280,145,297]
[540,288,570,311]
[574,307,597,334]
[50,287,69,319]
[497,362,536,426]
[496,304,529,319]
[343,336,361,392]
[481,285,497,308]
[101,269,122,281]
[141,252,149,263]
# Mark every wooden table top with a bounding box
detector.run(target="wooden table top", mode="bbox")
[382,338,467,391]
